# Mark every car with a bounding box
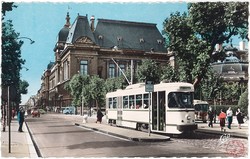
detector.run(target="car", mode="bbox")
[31,108,40,117]
[63,106,75,115]
[39,109,46,114]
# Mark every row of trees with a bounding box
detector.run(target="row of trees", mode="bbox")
[65,2,248,114]
[2,3,29,108]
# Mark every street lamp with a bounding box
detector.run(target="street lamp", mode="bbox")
[17,37,35,44]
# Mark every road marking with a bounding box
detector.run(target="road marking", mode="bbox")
[78,126,130,141]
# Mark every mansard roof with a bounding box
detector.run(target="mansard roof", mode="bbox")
[94,19,165,52]
[66,15,96,44]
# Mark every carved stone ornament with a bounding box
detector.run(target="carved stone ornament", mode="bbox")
[76,36,94,44]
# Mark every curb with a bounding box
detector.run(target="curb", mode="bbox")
[75,123,170,142]
[195,129,248,139]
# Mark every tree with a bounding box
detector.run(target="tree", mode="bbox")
[2,3,27,106]
[88,75,105,109]
[238,89,248,116]
[163,2,248,89]
[137,59,162,84]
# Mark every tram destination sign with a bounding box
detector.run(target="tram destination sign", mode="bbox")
[145,80,154,92]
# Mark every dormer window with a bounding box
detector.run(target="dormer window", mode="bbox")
[140,38,145,43]
[98,35,103,40]
[157,39,163,44]
[117,36,123,41]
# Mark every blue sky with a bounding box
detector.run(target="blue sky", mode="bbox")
[3,0,246,105]
[4,1,189,104]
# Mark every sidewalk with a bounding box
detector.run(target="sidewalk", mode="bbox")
[0,119,38,158]
[195,119,248,138]
[0,114,248,158]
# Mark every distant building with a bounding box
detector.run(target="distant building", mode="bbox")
[37,13,173,110]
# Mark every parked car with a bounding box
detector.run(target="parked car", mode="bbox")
[39,109,46,114]
[31,108,40,117]
[63,106,75,115]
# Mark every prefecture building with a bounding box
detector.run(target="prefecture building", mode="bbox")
[34,13,173,110]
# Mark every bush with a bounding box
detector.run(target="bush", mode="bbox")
[210,105,238,116]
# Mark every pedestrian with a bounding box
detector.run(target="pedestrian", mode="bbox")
[226,107,233,129]
[219,109,226,132]
[1,104,7,132]
[208,107,214,128]
[96,109,104,124]
[12,108,16,119]
[17,106,25,132]
[236,108,244,129]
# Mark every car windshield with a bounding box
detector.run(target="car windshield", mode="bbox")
[168,92,193,108]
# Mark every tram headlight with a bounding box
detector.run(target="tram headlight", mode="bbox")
[187,115,191,120]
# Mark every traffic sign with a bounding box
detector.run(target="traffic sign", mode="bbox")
[145,81,154,92]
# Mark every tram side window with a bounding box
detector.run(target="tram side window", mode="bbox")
[108,98,112,109]
[129,95,135,109]
[113,97,117,109]
[123,96,128,109]
[143,93,149,109]
[136,94,142,109]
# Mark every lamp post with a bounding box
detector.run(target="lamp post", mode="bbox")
[17,37,35,44]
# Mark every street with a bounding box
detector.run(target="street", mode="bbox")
[25,113,232,157]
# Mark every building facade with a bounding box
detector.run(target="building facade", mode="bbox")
[37,13,173,110]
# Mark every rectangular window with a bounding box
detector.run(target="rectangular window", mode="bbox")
[118,64,125,76]
[80,60,88,75]
[123,96,128,109]
[109,63,115,78]
[136,94,142,109]
[129,95,135,109]
[63,61,69,80]
[143,93,149,109]
[113,97,117,109]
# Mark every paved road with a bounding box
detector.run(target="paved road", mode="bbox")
[26,114,231,157]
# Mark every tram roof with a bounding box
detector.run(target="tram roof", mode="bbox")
[106,82,194,97]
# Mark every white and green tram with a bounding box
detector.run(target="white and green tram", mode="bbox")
[106,81,197,134]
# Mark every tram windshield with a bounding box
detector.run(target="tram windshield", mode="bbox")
[168,92,193,108]
[194,104,209,112]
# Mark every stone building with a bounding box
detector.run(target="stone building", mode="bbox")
[37,13,173,110]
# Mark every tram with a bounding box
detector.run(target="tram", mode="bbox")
[106,81,197,134]
[193,100,209,123]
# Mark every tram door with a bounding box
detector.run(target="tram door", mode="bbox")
[152,91,166,131]
[116,96,122,126]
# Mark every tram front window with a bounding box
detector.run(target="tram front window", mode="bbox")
[168,92,193,108]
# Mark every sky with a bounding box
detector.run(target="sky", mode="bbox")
[2,0,246,105]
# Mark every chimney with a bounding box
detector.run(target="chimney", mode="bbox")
[90,15,95,32]
[239,41,245,50]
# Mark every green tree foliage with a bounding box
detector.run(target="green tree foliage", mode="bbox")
[238,89,248,116]
[2,2,17,19]
[68,74,105,109]
[163,2,248,89]
[137,59,162,84]
[19,80,29,94]
[88,75,105,108]
[1,3,28,105]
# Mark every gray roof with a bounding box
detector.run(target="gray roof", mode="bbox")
[94,19,165,52]
[66,15,96,44]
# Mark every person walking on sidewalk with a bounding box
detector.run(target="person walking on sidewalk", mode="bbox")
[219,109,226,132]
[236,108,244,129]
[226,107,233,129]
[17,106,25,132]
[96,109,104,124]
[208,107,214,128]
